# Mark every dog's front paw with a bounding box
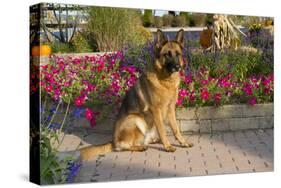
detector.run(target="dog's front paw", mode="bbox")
[180,141,194,148]
[165,145,176,152]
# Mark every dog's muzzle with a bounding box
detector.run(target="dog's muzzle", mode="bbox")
[166,62,181,73]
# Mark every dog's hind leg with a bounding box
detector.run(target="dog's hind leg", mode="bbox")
[114,115,148,152]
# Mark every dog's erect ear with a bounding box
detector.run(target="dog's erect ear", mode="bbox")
[156,29,168,48]
[154,29,168,58]
[176,29,185,48]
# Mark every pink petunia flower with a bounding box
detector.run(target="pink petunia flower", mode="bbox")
[248,97,257,105]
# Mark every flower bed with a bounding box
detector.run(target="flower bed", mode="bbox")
[39,48,273,129]
[40,51,139,127]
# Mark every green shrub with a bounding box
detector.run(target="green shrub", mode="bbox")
[190,13,207,27]
[71,32,93,53]
[153,16,163,28]
[172,15,186,27]
[86,7,145,52]
[162,14,174,27]
[142,10,153,27]
[130,26,153,46]
[50,42,74,54]
[205,14,214,26]
[179,12,190,26]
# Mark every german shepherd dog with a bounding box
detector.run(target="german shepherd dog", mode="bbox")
[80,29,193,161]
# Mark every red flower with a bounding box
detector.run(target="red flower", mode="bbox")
[84,108,99,127]
[90,118,97,128]
[85,108,93,120]
[74,96,85,106]
[200,89,210,101]
[214,93,222,104]
[189,91,196,102]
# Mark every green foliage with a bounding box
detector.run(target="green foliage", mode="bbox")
[243,16,264,28]
[190,49,272,80]
[50,42,74,54]
[142,10,153,27]
[153,16,163,28]
[172,15,186,27]
[179,12,190,26]
[50,33,93,53]
[192,13,207,27]
[86,7,147,51]
[162,14,174,27]
[131,26,153,46]
[40,126,75,184]
[39,100,79,184]
[71,32,93,53]
[205,14,214,25]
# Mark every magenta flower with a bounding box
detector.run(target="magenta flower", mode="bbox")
[73,58,81,65]
[225,90,232,97]
[178,89,188,98]
[176,98,183,106]
[248,97,257,105]
[45,85,53,92]
[242,83,253,95]
[184,75,192,84]
[214,93,222,103]
[45,73,52,80]
[200,79,208,85]
[264,88,271,94]
[189,91,196,102]
[262,79,270,87]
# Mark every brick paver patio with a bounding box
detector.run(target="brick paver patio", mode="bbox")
[57,129,273,183]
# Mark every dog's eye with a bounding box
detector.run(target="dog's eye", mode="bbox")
[176,51,181,56]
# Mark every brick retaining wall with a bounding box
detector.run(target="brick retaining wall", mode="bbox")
[65,103,273,134]
[176,103,273,133]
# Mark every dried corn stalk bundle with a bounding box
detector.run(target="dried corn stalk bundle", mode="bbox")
[213,14,246,51]
[201,14,246,51]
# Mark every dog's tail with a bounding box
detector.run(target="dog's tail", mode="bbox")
[80,142,113,161]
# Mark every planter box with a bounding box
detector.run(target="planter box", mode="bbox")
[62,103,273,134]
[177,103,274,133]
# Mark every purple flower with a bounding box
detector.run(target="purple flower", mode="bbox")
[72,108,85,119]
[66,162,82,183]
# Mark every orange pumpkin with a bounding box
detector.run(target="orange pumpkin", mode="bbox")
[31,45,51,56]
[200,29,213,49]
